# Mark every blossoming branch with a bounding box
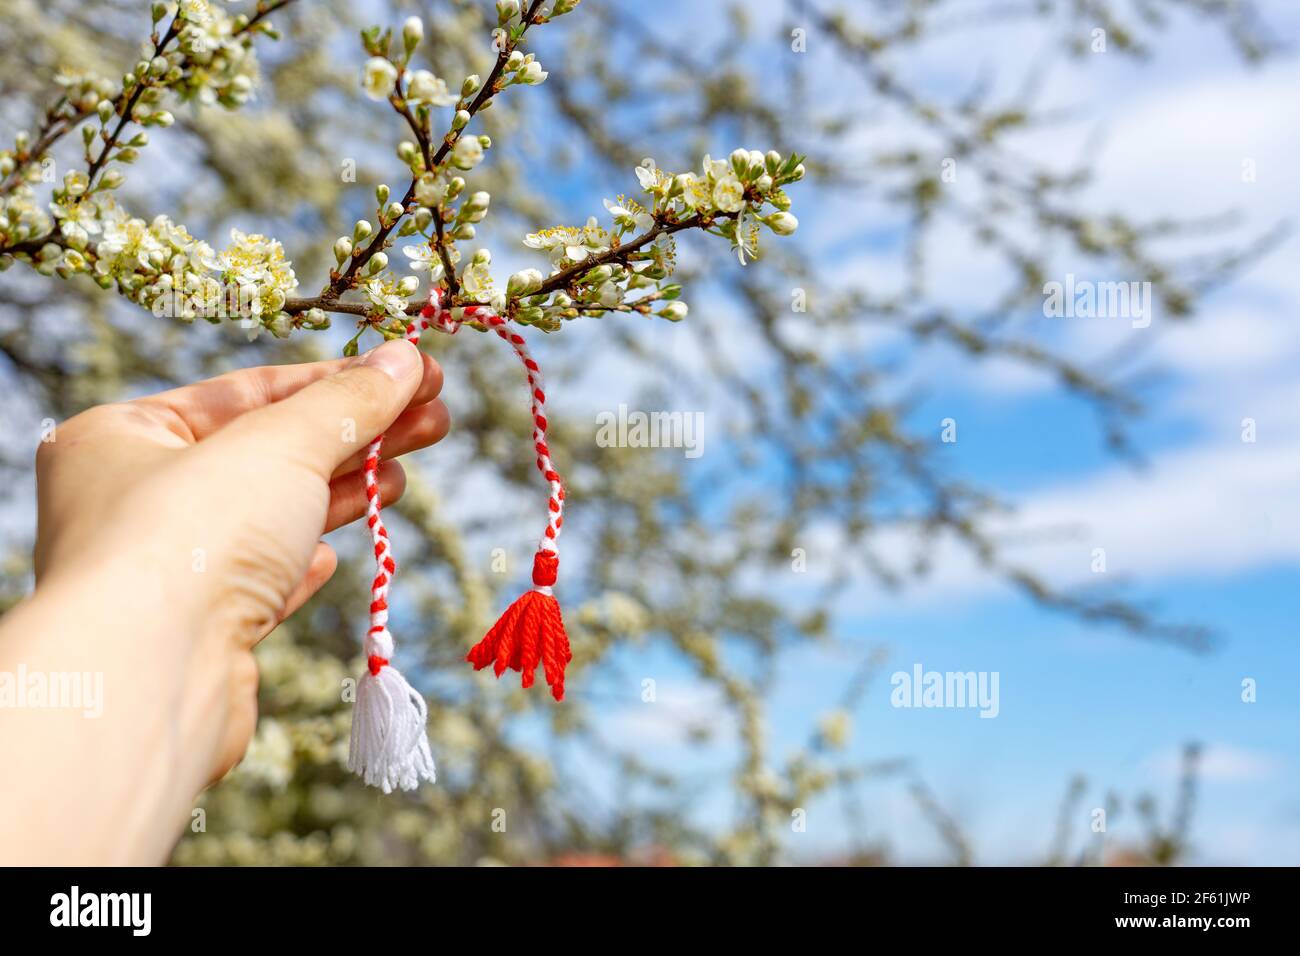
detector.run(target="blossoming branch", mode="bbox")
[0,0,803,347]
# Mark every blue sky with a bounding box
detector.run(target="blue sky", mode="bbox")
[458,0,1300,863]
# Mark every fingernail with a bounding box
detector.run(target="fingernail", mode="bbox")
[359,339,419,380]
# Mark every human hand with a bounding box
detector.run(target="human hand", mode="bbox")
[2,339,446,862]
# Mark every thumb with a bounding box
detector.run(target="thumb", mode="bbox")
[212,339,425,476]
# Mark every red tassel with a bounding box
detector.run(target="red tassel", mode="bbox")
[466,551,572,700]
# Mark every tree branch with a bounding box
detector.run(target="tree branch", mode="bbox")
[0,96,89,197]
[531,210,732,300]
[322,0,549,301]
[85,15,185,189]
[1,0,299,217]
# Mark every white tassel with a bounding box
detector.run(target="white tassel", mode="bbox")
[347,629,436,793]
[353,429,436,792]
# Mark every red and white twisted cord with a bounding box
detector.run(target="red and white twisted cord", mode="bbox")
[350,287,573,790]
[359,309,427,674]
[362,289,567,669]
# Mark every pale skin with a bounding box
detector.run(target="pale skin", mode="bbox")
[0,338,447,865]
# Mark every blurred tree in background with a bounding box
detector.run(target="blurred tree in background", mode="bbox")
[0,0,1276,864]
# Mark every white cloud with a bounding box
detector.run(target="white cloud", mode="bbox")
[1009,438,1300,579]
[1086,60,1300,220]
[602,683,735,748]
[772,422,1300,617]
[1145,744,1280,783]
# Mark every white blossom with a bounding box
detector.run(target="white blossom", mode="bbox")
[711,174,746,214]
[363,277,409,319]
[414,174,447,207]
[603,197,654,233]
[406,70,456,107]
[515,59,547,86]
[401,242,445,280]
[203,227,299,320]
[362,57,398,101]
[451,135,484,170]
[523,217,611,266]
[460,252,495,300]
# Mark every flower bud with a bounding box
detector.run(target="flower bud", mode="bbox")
[597,281,621,307]
[376,184,390,205]
[402,16,424,52]
[660,301,689,322]
[451,136,483,170]
[63,171,89,196]
[353,219,373,242]
[365,252,388,274]
[730,148,751,176]
[414,174,446,207]
[765,212,798,236]
[398,275,420,296]
[452,109,470,131]
[461,74,481,97]
[334,237,353,264]
[515,60,548,85]
[507,268,543,296]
